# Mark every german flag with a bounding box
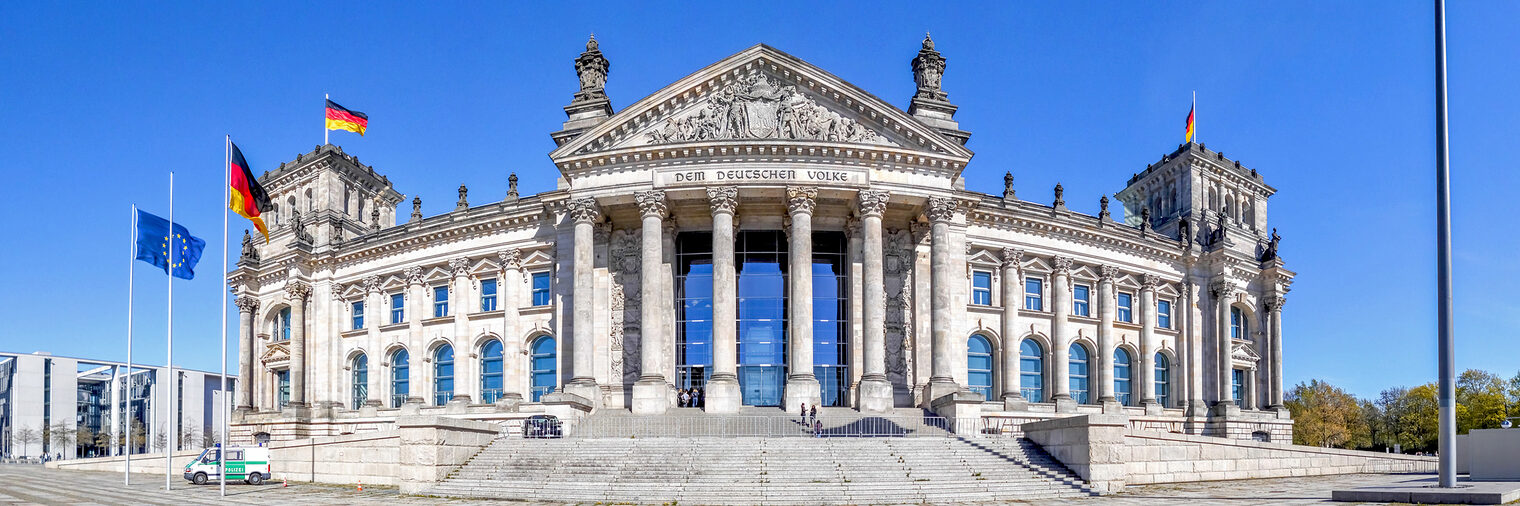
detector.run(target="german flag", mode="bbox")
[325,99,368,136]
[228,140,272,242]
[1184,103,1195,144]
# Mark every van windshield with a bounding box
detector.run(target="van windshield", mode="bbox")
[200,449,220,463]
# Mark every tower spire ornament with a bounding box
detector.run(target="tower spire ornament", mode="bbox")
[912,33,948,101]
[907,32,971,145]
[574,34,610,101]
[554,35,616,146]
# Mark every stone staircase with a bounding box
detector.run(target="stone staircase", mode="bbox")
[427,409,1094,504]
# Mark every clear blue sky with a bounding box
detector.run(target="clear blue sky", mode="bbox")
[1,2,1514,399]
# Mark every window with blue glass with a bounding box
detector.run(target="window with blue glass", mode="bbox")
[1154,353,1171,407]
[675,232,714,392]
[531,272,551,306]
[1020,339,1044,402]
[1113,348,1132,406]
[1231,368,1244,408]
[390,349,409,408]
[351,301,364,330]
[1024,278,1043,311]
[480,340,503,404]
[433,344,454,406]
[480,279,497,312]
[971,271,992,306]
[967,335,993,400]
[433,286,449,318]
[276,369,290,408]
[1117,293,1133,323]
[530,336,557,402]
[1073,285,1091,317]
[1069,343,1090,404]
[736,231,787,407]
[1157,300,1172,329]
[812,232,850,407]
[390,293,404,324]
[351,354,368,409]
[278,307,291,341]
[1230,306,1245,339]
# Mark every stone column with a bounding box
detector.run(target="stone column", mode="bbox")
[1212,281,1236,412]
[234,296,259,410]
[448,257,472,403]
[286,281,311,409]
[857,190,893,412]
[924,197,962,404]
[706,187,741,413]
[364,276,383,406]
[1050,256,1075,412]
[783,187,820,412]
[632,191,671,415]
[1266,296,1285,410]
[1096,266,1120,411]
[1139,275,1160,412]
[498,250,524,404]
[999,248,1025,407]
[563,197,601,402]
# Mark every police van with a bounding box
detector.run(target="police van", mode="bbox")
[182,445,271,485]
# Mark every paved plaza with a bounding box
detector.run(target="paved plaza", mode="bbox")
[0,465,1457,505]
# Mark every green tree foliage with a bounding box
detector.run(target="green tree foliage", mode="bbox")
[1286,379,1370,448]
[1456,369,1509,434]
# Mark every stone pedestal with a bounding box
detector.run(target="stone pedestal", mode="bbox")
[930,390,985,434]
[562,381,601,410]
[925,378,961,409]
[1142,400,1164,416]
[704,375,741,414]
[1211,401,1241,417]
[858,376,895,413]
[784,378,821,414]
[1002,394,1029,412]
[1054,395,1078,413]
[631,378,670,415]
[1101,400,1125,414]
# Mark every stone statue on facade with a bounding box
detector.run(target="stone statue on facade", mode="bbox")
[1260,228,1281,262]
[574,35,610,100]
[370,201,381,231]
[1098,195,1111,222]
[911,33,948,101]
[1053,183,1065,209]
[507,173,519,201]
[457,184,469,211]
[1003,171,1015,200]
[240,230,259,261]
[411,196,423,223]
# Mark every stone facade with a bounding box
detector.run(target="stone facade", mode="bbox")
[230,37,1294,441]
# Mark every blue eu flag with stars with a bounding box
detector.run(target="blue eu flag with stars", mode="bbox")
[135,209,206,280]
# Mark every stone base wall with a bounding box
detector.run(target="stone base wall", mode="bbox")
[267,431,402,486]
[983,407,1292,443]
[1125,430,1435,485]
[46,449,206,474]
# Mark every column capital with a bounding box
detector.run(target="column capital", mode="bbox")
[635,190,668,219]
[707,186,739,216]
[449,257,471,278]
[786,186,818,216]
[285,281,311,301]
[405,266,425,286]
[1141,273,1161,291]
[1099,265,1119,283]
[329,282,344,299]
[1265,295,1286,312]
[498,249,522,271]
[925,196,959,223]
[566,197,602,224]
[363,275,382,294]
[1210,280,1235,299]
[857,190,890,218]
[1001,247,1023,268]
[1051,255,1074,275]
[234,295,260,314]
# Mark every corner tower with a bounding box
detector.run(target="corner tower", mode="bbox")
[1115,142,1276,259]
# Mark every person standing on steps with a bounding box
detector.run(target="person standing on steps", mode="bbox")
[809,405,817,427]
[680,389,691,408]
[814,418,823,437]
[800,402,808,425]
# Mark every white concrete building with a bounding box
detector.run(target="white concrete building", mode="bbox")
[231,37,1294,442]
[0,351,234,459]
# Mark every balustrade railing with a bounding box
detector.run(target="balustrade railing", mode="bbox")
[561,414,1004,439]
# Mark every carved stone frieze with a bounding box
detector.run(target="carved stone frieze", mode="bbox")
[646,71,887,145]
[609,229,641,384]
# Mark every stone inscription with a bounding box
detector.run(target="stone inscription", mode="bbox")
[657,168,866,188]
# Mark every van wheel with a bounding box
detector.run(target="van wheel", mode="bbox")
[247,473,264,486]
[193,472,208,485]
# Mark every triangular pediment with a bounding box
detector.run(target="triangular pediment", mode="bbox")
[260,342,290,365]
[551,44,973,162]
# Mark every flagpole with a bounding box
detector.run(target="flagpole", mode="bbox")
[324,94,330,146]
[220,136,230,496]
[165,171,175,492]
[1435,0,1456,488]
[1192,90,1197,144]
[126,204,135,486]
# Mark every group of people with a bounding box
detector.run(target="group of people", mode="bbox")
[800,403,822,436]
[678,388,704,408]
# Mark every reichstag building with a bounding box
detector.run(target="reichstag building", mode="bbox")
[230,36,1295,442]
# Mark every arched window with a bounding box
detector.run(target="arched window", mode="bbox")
[1113,348,1132,406]
[530,336,557,402]
[480,340,504,404]
[1230,306,1245,340]
[351,354,368,409]
[1019,339,1044,402]
[1154,353,1171,407]
[278,307,291,341]
[390,349,409,408]
[967,335,993,400]
[433,344,455,406]
[1069,343,1090,404]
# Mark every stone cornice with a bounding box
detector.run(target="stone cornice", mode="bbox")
[968,195,1187,265]
[554,143,968,185]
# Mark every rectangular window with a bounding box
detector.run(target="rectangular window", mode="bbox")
[480,278,497,312]
[276,370,290,409]
[390,293,404,324]
[433,285,449,318]
[1157,300,1172,329]
[1073,285,1090,317]
[531,272,551,306]
[351,301,364,330]
[1024,277,1043,311]
[1117,293,1133,323]
[1232,369,1244,408]
[971,271,992,306]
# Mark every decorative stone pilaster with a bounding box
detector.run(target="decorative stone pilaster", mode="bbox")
[1139,274,1161,414]
[363,275,383,406]
[497,250,524,405]
[234,295,259,410]
[924,196,963,406]
[706,186,741,413]
[857,190,893,412]
[1000,248,1026,409]
[564,197,601,403]
[448,257,471,398]
[1097,265,1121,412]
[783,187,821,412]
[1050,256,1076,412]
[1211,280,1238,416]
[1265,295,1286,410]
[285,281,311,410]
[632,190,670,415]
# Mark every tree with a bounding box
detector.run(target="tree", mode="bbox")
[201,427,220,449]
[13,426,40,458]
[73,425,94,458]
[1505,370,1520,415]
[128,419,147,454]
[1456,369,1509,434]
[94,428,114,456]
[1286,379,1369,448]
[179,420,200,450]
[152,425,166,452]
[1373,385,1439,453]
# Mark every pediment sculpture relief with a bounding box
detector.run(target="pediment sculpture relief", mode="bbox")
[647,72,890,146]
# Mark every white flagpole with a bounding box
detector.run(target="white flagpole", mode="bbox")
[324,94,330,146]
[1192,90,1197,144]
[165,171,175,491]
[220,136,230,496]
[126,204,135,485]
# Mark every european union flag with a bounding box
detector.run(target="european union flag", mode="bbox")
[135,209,206,280]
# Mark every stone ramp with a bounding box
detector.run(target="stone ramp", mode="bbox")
[426,435,1095,504]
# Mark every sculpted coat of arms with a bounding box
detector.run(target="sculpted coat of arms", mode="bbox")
[647,72,888,145]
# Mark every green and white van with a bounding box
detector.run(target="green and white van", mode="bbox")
[182,445,271,485]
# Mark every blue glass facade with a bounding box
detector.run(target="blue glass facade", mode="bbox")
[676,232,714,391]
[734,231,787,406]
